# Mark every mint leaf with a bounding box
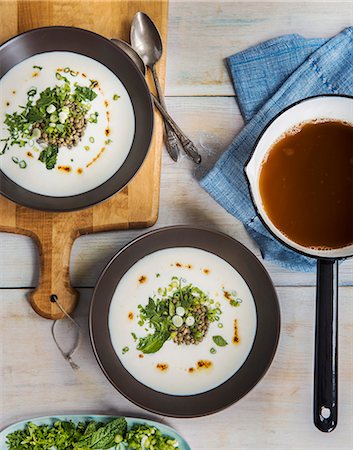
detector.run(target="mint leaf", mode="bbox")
[212,335,228,347]
[77,417,127,449]
[137,330,170,354]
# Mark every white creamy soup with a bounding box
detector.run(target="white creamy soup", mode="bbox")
[109,248,257,396]
[0,52,135,196]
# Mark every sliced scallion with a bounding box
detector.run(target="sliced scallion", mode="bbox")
[27,88,37,97]
[19,160,27,169]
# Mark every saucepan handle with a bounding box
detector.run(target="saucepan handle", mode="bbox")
[314,259,338,432]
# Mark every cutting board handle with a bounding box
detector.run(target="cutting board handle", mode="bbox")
[28,224,79,320]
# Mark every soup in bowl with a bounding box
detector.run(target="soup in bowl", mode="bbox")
[0,27,153,211]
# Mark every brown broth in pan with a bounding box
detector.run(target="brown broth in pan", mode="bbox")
[259,120,353,249]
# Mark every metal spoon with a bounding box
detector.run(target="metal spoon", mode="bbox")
[131,12,201,164]
[111,38,202,164]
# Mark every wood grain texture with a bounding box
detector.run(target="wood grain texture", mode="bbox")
[166,1,353,96]
[1,286,352,449]
[1,3,353,448]
[1,97,352,289]
[0,0,168,319]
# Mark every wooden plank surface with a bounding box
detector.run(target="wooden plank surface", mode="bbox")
[1,97,352,289]
[1,1,353,449]
[1,286,352,449]
[166,1,353,96]
[0,0,168,319]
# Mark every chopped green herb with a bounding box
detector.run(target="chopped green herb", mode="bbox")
[156,273,161,278]
[55,71,69,83]
[136,278,223,354]
[210,347,216,354]
[88,111,99,123]
[64,67,70,73]
[89,79,98,88]
[105,138,112,145]
[131,332,137,341]
[122,346,129,354]
[75,85,97,102]
[11,156,19,164]
[89,136,95,143]
[212,335,228,347]
[125,424,179,450]
[218,323,224,328]
[33,65,42,70]
[230,298,242,307]
[1,140,9,155]
[27,88,37,97]
[19,160,27,169]
[113,94,120,101]
[84,145,90,151]
[1,69,99,170]
[38,144,58,170]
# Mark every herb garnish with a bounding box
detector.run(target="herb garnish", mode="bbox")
[1,68,99,169]
[212,335,228,347]
[33,65,42,70]
[135,278,222,354]
[74,85,98,102]
[5,418,179,450]
[38,144,58,170]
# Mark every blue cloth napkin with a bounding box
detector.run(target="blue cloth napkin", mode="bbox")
[199,27,353,272]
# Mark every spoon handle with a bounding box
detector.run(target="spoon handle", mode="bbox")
[152,95,202,164]
[151,65,181,162]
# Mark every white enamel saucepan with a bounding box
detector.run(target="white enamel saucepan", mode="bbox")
[245,95,353,433]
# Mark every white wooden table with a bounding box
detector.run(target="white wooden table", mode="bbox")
[1,2,352,449]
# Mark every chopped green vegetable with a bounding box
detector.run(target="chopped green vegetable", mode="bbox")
[113,94,120,101]
[19,160,27,169]
[125,424,179,450]
[2,71,98,169]
[212,335,228,347]
[122,346,129,354]
[33,65,42,70]
[131,332,137,341]
[76,417,127,449]
[38,144,58,170]
[11,156,19,164]
[210,347,216,354]
[75,85,97,102]
[88,112,99,123]
[89,136,95,143]
[136,278,223,353]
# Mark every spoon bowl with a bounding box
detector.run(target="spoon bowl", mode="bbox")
[130,12,163,67]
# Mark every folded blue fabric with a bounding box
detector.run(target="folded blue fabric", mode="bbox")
[199,27,353,272]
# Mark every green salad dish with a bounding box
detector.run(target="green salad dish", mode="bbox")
[0,415,191,450]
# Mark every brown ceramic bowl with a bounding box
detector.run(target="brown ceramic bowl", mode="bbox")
[89,226,280,417]
[0,26,153,211]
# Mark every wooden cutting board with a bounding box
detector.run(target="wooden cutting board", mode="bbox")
[0,0,168,320]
